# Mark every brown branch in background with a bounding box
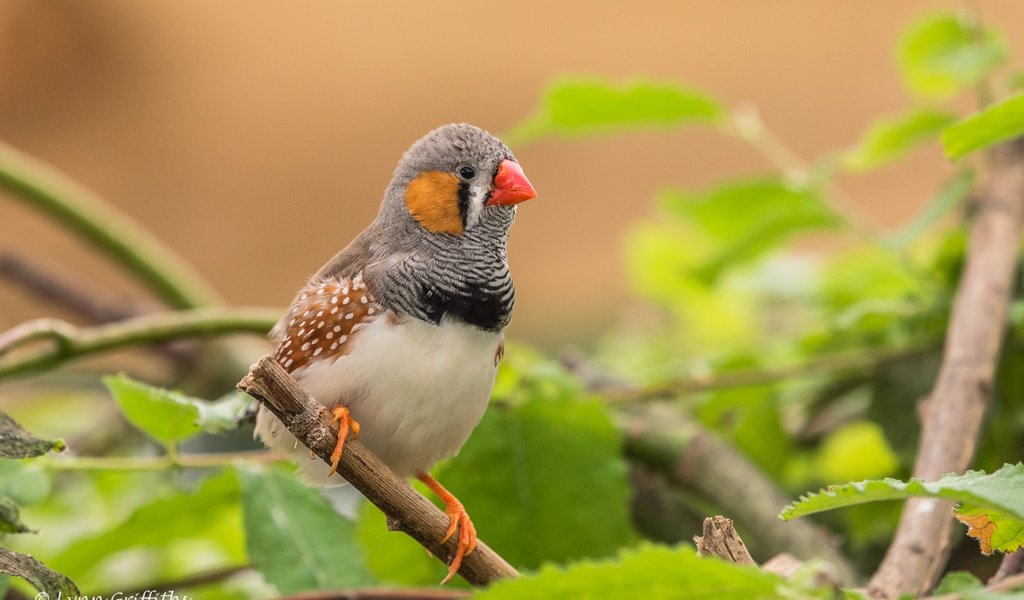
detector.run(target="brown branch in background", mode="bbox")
[0,252,140,323]
[868,138,1024,599]
[622,404,857,584]
[990,550,1024,585]
[237,356,519,587]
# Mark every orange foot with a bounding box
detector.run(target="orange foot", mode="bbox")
[328,405,360,475]
[418,473,477,584]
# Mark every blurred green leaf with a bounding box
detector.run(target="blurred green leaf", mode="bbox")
[506,78,723,144]
[239,466,373,594]
[0,411,64,459]
[933,571,983,594]
[477,544,817,600]
[885,169,973,249]
[437,394,635,569]
[104,375,249,446]
[781,463,1024,546]
[661,179,838,283]
[843,109,956,170]
[51,469,243,583]
[0,494,31,534]
[898,12,1006,99]
[356,490,454,587]
[942,93,1024,159]
[813,421,899,483]
[0,460,50,506]
[0,548,79,598]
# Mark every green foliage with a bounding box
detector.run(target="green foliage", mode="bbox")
[813,421,899,483]
[898,12,1006,99]
[239,466,374,593]
[505,78,723,144]
[477,544,825,600]
[0,495,31,534]
[782,464,1024,554]
[843,109,955,170]
[884,170,973,249]
[942,93,1024,159]
[105,374,250,446]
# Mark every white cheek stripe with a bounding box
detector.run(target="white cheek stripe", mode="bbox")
[465,184,488,228]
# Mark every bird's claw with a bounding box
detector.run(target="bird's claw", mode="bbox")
[439,500,477,585]
[328,405,359,476]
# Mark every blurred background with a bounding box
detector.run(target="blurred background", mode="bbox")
[4,0,1023,346]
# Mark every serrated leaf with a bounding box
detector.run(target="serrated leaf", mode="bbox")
[50,469,243,583]
[898,12,1006,99]
[239,466,373,593]
[782,464,1024,555]
[0,548,79,598]
[505,78,723,144]
[942,93,1024,160]
[660,179,837,283]
[0,494,31,533]
[104,375,249,446]
[477,544,817,600]
[0,411,64,459]
[843,109,956,170]
[954,503,1023,554]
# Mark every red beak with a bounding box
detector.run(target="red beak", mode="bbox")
[488,160,537,206]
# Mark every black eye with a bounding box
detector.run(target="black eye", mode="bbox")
[457,165,476,180]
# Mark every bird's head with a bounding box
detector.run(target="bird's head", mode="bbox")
[383,123,537,236]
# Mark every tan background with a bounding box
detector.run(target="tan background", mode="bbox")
[2,1,1022,345]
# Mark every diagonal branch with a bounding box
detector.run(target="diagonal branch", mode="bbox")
[868,137,1024,599]
[237,356,519,587]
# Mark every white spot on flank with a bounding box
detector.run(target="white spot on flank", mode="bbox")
[361,296,368,304]
[300,342,310,351]
[330,306,338,314]
[333,325,342,332]
[331,342,338,350]
[343,297,351,305]
[367,307,375,315]
[338,335,348,343]
[342,286,350,294]
[318,321,325,328]
[331,296,338,304]
[345,313,354,320]
[313,348,323,356]
[285,358,294,368]
[297,328,305,336]
[316,310,324,317]
[326,332,334,339]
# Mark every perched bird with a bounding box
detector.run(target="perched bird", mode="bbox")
[254,123,537,583]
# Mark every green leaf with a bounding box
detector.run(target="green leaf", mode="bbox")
[0,548,79,598]
[885,169,973,249]
[477,544,816,600]
[813,421,900,483]
[357,391,635,582]
[942,93,1024,159]
[898,12,1006,99]
[781,463,1024,554]
[0,411,64,458]
[933,571,983,594]
[239,466,373,593]
[104,375,249,446]
[843,109,956,170]
[51,469,243,583]
[505,78,723,144]
[0,494,31,533]
[660,179,838,282]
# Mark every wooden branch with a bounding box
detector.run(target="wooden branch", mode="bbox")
[623,404,857,583]
[693,516,755,566]
[280,589,470,600]
[868,138,1024,599]
[237,355,519,587]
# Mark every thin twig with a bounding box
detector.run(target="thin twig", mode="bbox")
[238,356,519,587]
[868,138,1024,599]
[37,450,279,472]
[990,549,1024,585]
[0,140,222,310]
[279,589,471,600]
[0,307,279,381]
[96,566,251,597]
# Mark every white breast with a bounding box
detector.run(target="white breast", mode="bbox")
[256,314,501,478]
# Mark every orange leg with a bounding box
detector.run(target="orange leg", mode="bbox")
[418,473,477,584]
[328,405,360,475]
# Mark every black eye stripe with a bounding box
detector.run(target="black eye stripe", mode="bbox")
[457,181,470,228]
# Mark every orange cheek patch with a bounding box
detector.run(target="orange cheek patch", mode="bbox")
[405,171,464,234]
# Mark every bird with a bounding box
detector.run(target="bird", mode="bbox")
[254,123,537,584]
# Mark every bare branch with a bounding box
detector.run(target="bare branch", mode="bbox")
[237,356,519,587]
[693,516,756,566]
[868,138,1024,598]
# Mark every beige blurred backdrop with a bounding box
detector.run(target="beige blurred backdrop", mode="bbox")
[2,1,1022,345]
